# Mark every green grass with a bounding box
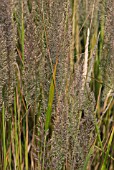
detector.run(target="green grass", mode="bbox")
[45,58,58,132]
[2,102,7,170]
[0,0,113,169]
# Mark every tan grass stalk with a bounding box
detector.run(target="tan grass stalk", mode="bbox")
[82,28,90,89]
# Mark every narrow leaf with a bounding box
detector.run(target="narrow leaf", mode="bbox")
[45,58,58,132]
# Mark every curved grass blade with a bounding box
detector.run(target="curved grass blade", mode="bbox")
[82,143,95,170]
[101,127,114,170]
[45,58,58,132]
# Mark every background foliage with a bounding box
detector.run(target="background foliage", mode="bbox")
[0,0,114,170]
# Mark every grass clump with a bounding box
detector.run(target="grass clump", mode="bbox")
[0,0,113,169]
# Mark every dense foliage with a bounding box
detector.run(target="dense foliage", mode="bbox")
[0,0,113,169]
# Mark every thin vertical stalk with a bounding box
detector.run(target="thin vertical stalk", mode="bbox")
[75,0,80,61]
[70,0,80,72]
[16,87,22,170]
[14,90,19,169]
[42,135,46,170]
[25,109,28,170]
[82,28,90,89]
[21,0,24,62]
[2,102,7,170]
